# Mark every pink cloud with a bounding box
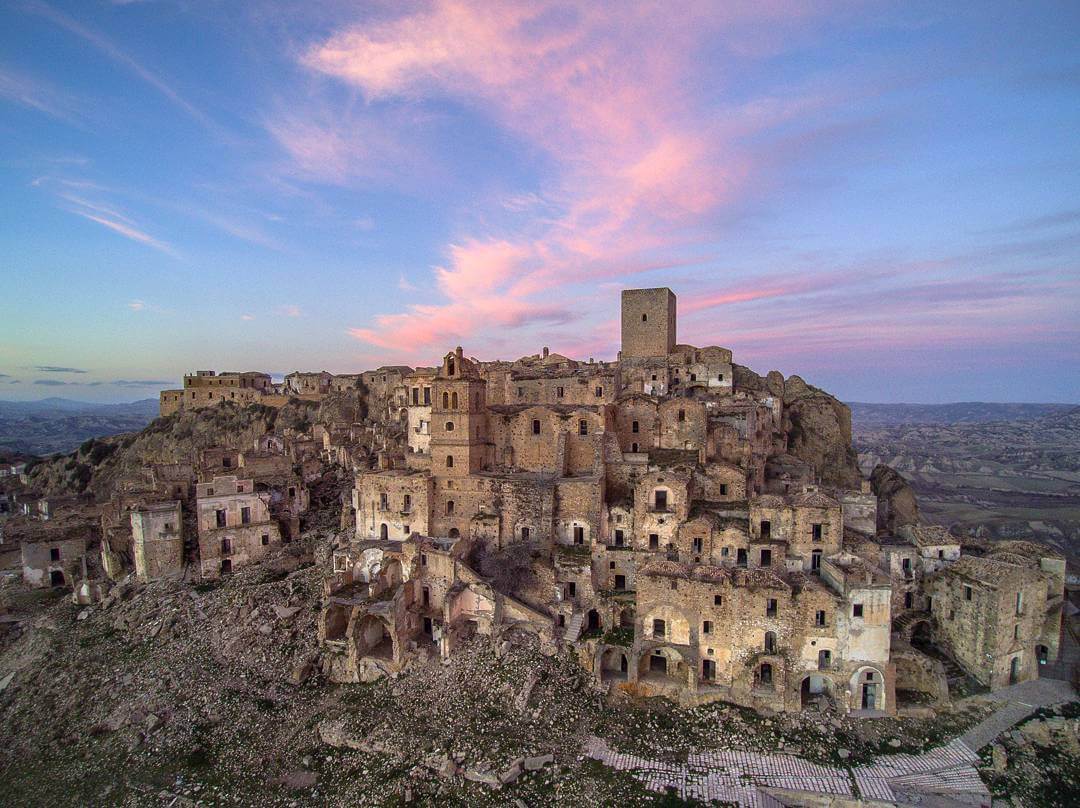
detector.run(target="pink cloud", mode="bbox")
[302,1,842,360]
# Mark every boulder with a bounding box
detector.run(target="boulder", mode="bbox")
[274,605,300,621]
[524,753,553,771]
[871,464,920,533]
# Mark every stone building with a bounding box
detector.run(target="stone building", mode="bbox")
[927,555,1052,689]
[195,475,282,579]
[159,370,273,416]
[131,500,183,582]
[306,286,1066,713]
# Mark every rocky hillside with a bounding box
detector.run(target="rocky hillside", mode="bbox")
[0,528,998,807]
[24,397,331,500]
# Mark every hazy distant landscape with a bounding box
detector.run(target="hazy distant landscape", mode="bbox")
[852,402,1080,565]
[0,398,159,456]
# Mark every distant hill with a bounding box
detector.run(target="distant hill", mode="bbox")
[0,398,160,456]
[848,402,1076,428]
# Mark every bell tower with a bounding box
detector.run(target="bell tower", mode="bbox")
[430,347,488,476]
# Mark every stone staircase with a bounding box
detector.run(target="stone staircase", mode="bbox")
[564,612,584,643]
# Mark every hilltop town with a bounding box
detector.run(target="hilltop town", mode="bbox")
[0,288,1075,806]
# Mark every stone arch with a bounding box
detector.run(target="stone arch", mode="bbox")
[850,666,886,711]
[600,646,629,681]
[642,604,691,644]
[324,603,350,641]
[353,613,395,661]
[799,674,837,709]
[639,646,690,684]
[49,569,66,586]
[586,608,601,633]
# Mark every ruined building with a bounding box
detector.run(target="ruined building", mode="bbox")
[317,287,1066,714]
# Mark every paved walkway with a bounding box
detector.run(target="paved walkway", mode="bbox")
[584,677,1075,806]
[960,677,1074,752]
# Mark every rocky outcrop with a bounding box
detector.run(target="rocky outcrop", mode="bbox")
[781,375,861,489]
[732,365,860,487]
[871,464,920,534]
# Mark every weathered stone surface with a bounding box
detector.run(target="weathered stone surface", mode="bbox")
[871,463,920,533]
[524,753,554,771]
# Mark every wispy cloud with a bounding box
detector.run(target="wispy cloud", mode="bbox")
[57,193,177,256]
[0,65,82,122]
[34,379,69,386]
[279,305,302,318]
[128,299,147,311]
[70,208,177,256]
[112,379,172,387]
[241,313,255,321]
[307,1,837,357]
[35,366,87,373]
[23,0,222,135]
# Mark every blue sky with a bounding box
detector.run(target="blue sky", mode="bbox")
[1,1,1078,404]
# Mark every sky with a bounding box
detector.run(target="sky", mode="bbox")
[1,1,1078,404]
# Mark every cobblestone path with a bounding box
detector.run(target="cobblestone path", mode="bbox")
[584,678,1074,806]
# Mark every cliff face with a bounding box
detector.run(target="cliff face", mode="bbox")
[871,463,920,533]
[732,365,861,488]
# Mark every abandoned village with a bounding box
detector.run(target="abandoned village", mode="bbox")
[0,288,1066,720]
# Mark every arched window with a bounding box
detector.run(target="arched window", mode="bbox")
[379,523,388,540]
[642,313,648,322]
[445,455,454,468]
[447,358,455,376]
[446,500,455,515]
[451,392,458,409]
[764,631,776,653]
[445,421,454,432]
[442,392,449,409]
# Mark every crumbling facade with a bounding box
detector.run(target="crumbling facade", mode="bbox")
[195,475,282,579]
[307,288,1064,714]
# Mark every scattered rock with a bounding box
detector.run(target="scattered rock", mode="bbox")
[524,753,554,771]
[274,605,300,620]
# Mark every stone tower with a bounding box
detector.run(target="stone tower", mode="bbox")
[621,287,677,358]
[430,347,488,476]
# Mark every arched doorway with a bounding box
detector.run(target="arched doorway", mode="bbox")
[355,614,394,661]
[586,609,601,632]
[49,570,65,586]
[640,647,688,684]
[1009,655,1021,684]
[379,523,388,540]
[600,647,629,681]
[852,668,883,710]
[910,619,933,649]
[800,675,833,708]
